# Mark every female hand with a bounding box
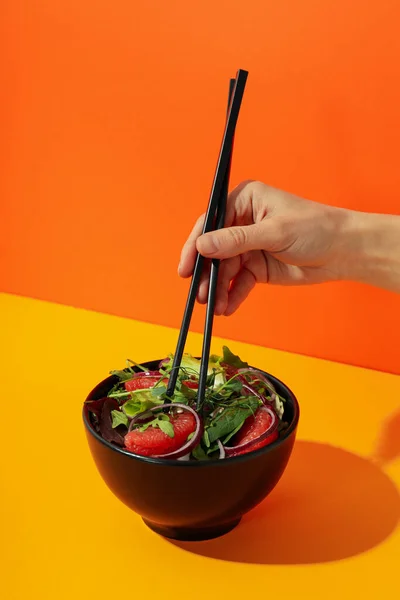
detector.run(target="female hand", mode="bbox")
[178,180,400,315]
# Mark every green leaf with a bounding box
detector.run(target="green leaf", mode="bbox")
[206,443,220,455]
[222,378,243,394]
[207,397,259,443]
[109,369,133,382]
[122,390,162,417]
[108,390,131,399]
[206,371,216,389]
[208,357,225,389]
[122,400,143,417]
[151,385,167,398]
[138,420,154,432]
[157,413,170,421]
[192,444,209,461]
[157,419,174,438]
[179,382,197,400]
[126,359,148,372]
[222,346,249,370]
[209,354,222,364]
[203,429,211,448]
[222,421,246,444]
[165,352,225,389]
[170,391,189,404]
[111,410,129,429]
[110,357,151,382]
[159,354,174,372]
[178,354,201,375]
[274,395,285,420]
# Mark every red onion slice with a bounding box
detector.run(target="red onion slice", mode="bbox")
[128,410,154,432]
[238,368,277,394]
[241,382,266,404]
[239,372,278,408]
[125,370,161,380]
[177,453,191,461]
[224,406,278,457]
[127,403,202,460]
[241,382,278,415]
[158,358,170,369]
[217,439,225,460]
[243,383,277,409]
[240,370,285,419]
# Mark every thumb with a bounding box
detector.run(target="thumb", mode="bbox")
[196,222,273,259]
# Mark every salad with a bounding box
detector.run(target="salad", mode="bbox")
[86,347,288,461]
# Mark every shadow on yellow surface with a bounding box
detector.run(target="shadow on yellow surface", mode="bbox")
[373,409,400,467]
[169,441,400,564]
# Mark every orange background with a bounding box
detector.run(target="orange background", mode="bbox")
[1,0,399,374]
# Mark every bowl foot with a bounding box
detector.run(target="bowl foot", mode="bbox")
[143,517,241,541]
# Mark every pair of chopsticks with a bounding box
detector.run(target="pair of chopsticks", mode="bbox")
[166,69,248,410]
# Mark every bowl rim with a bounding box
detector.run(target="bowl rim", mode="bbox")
[82,360,300,468]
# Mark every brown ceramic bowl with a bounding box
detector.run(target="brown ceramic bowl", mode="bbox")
[83,359,299,541]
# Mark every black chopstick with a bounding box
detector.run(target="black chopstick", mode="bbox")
[196,78,236,409]
[166,69,248,401]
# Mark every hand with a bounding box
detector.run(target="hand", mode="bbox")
[178,181,350,316]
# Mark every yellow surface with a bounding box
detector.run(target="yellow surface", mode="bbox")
[1,292,400,600]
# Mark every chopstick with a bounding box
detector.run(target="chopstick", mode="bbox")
[165,69,248,402]
[196,78,236,409]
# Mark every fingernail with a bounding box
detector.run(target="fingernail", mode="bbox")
[198,233,218,255]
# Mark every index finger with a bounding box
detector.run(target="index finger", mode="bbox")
[178,180,255,278]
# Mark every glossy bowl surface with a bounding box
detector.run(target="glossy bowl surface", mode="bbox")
[83,359,300,541]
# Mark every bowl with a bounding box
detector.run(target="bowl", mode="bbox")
[83,359,300,541]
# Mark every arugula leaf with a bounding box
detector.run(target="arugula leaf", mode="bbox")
[163,352,225,389]
[207,397,259,443]
[209,354,222,364]
[192,444,209,461]
[136,414,175,438]
[151,385,167,398]
[206,443,220,455]
[206,371,216,389]
[157,419,174,438]
[179,382,197,400]
[109,369,133,382]
[156,414,171,423]
[109,357,152,383]
[170,391,190,404]
[222,346,249,369]
[111,410,129,429]
[108,390,131,400]
[138,420,154,432]
[222,421,246,444]
[208,357,225,388]
[220,378,243,395]
[203,429,211,448]
[126,359,149,372]
[159,354,174,372]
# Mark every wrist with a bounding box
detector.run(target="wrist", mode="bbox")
[334,209,400,292]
